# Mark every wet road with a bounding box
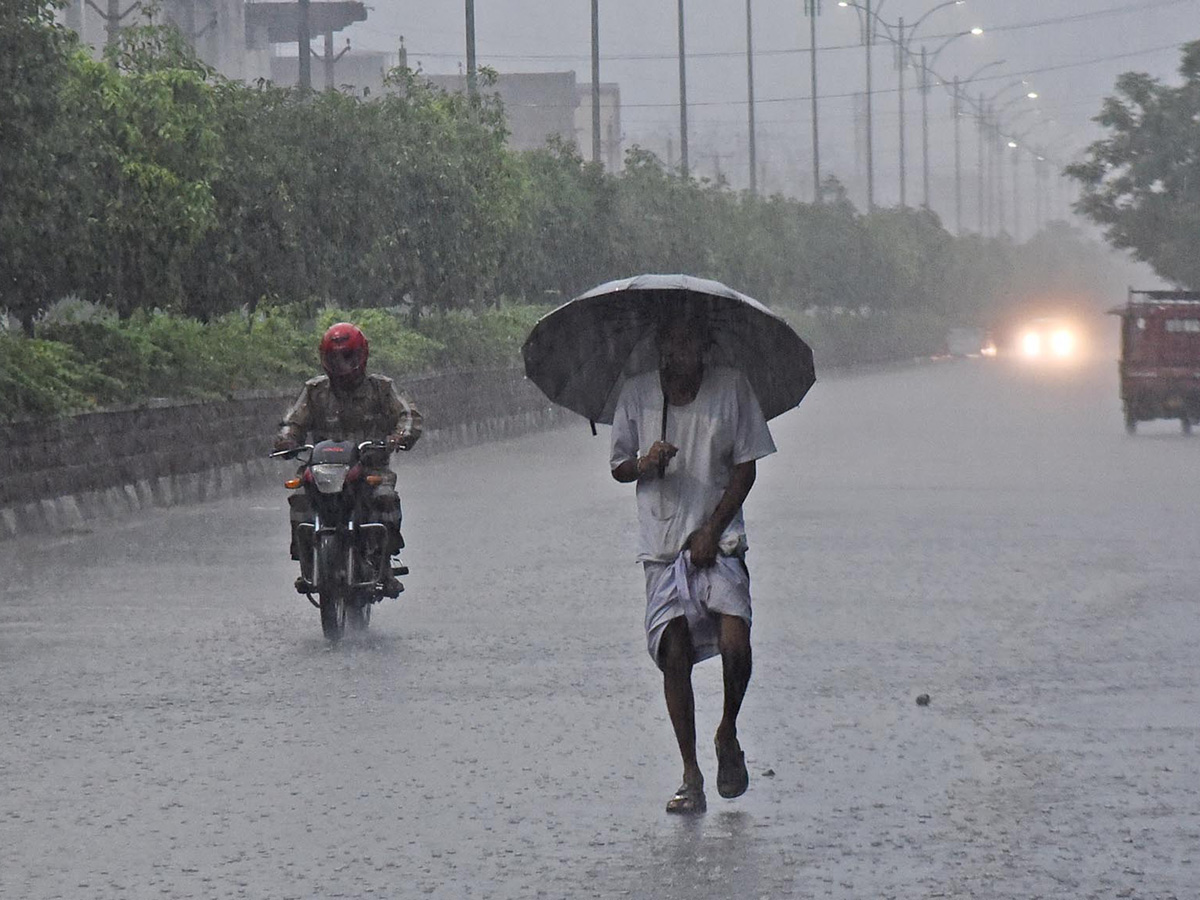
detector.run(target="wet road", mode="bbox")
[3,355,1198,899]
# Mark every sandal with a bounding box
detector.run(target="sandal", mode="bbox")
[715,737,749,799]
[665,781,707,815]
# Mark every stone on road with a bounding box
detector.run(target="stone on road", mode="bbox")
[2,357,1196,898]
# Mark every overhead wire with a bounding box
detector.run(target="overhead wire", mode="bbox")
[363,0,1198,65]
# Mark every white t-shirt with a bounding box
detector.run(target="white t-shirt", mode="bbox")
[610,366,777,563]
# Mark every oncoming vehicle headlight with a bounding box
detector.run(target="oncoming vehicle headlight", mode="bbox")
[1050,329,1074,357]
[1022,331,1042,357]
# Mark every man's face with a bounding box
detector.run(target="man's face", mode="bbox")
[658,315,707,377]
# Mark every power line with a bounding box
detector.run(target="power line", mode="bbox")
[607,40,1189,110]
[364,0,1197,65]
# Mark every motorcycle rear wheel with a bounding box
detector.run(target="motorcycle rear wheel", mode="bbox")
[317,534,347,642]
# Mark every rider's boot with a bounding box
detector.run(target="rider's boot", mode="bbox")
[293,526,314,594]
[379,524,406,597]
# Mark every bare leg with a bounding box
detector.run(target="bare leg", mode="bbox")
[715,614,752,747]
[659,617,703,788]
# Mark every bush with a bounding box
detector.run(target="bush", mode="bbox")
[0,334,119,419]
[414,304,547,370]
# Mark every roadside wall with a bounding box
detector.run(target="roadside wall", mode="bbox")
[0,368,564,540]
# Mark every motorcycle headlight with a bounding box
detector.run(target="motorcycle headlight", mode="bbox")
[311,463,349,493]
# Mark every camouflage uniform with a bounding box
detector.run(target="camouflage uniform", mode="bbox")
[278,373,423,554]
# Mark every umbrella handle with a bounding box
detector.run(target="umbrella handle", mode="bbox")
[658,391,669,477]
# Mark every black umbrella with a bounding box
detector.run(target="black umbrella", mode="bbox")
[522,274,816,427]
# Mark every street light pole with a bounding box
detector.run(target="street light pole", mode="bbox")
[1012,146,1020,241]
[955,60,1005,232]
[953,76,961,231]
[746,0,757,195]
[677,0,689,178]
[865,0,874,209]
[807,0,822,202]
[997,129,1007,236]
[921,45,930,208]
[298,0,312,91]
[591,0,601,164]
[897,17,906,208]
[465,0,477,98]
[977,94,986,234]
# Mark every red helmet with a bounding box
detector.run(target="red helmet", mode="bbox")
[319,322,369,390]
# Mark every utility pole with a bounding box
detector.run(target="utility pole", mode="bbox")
[591,0,601,165]
[897,17,906,208]
[953,76,962,233]
[1012,150,1021,242]
[314,32,350,91]
[806,0,821,203]
[465,0,477,99]
[993,127,1003,237]
[84,0,141,49]
[297,0,311,90]
[1034,155,1045,232]
[746,0,757,195]
[677,0,689,178]
[977,93,986,234]
[921,45,930,209]
[864,0,874,210]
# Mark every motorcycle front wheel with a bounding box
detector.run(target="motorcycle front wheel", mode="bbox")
[316,533,347,642]
[347,605,371,632]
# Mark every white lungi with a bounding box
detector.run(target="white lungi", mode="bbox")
[643,550,752,667]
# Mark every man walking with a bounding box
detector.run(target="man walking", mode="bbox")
[609,304,777,814]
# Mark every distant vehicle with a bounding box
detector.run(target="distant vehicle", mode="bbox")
[1015,317,1080,362]
[1111,289,1200,435]
[946,326,986,357]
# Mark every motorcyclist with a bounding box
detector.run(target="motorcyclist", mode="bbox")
[274,322,423,596]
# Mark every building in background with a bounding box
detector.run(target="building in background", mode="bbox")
[269,48,394,94]
[55,2,623,171]
[425,72,622,170]
[575,82,622,172]
[57,0,365,85]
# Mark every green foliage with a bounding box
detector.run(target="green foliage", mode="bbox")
[0,0,80,333]
[415,304,548,370]
[0,334,119,419]
[1067,41,1200,288]
[3,0,1134,418]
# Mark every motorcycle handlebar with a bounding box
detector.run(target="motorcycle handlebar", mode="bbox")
[269,444,314,460]
[268,440,401,460]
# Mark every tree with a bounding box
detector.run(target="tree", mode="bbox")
[75,23,221,317]
[1066,41,1200,288]
[0,0,79,333]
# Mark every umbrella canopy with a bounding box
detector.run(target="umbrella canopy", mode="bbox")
[522,274,816,425]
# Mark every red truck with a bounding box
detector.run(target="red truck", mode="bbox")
[1112,289,1200,434]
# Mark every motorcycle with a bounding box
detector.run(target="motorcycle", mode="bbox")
[270,440,408,641]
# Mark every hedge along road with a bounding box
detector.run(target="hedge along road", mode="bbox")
[1,354,1197,899]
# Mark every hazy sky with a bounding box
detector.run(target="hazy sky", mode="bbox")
[340,1,1199,214]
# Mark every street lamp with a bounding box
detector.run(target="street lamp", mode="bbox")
[804,0,821,203]
[978,79,1034,235]
[917,27,985,210]
[839,0,974,208]
[677,0,688,177]
[837,0,878,208]
[951,58,1004,233]
[746,0,757,195]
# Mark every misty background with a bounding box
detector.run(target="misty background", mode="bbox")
[343,0,1197,221]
